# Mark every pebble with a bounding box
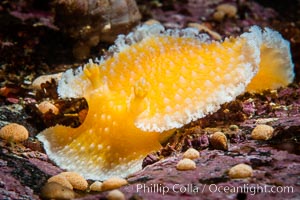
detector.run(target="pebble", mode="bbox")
[89,181,103,192]
[183,148,200,160]
[37,101,59,115]
[228,163,253,179]
[217,4,237,17]
[0,123,29,142]
[101,177,128,191]
[213,3,237,21]
[229,124,239,131]
[47,175,73,190]
[40,182,75,200]
[144,19,161,26]
[107,189,126,200]
[251,124,274,140]
[176,158,196,171]
[59,172,88,191]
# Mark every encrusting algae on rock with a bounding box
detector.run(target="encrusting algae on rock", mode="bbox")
[37,24,294,180]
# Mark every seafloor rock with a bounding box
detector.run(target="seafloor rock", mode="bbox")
[0,0,299,199]
[78,137,300,199]
[0,148,62,199]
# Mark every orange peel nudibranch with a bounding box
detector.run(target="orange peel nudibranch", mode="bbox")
[37,24,294,180]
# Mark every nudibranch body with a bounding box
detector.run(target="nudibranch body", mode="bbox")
[246,27,294,91]
[37,24,294,180]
